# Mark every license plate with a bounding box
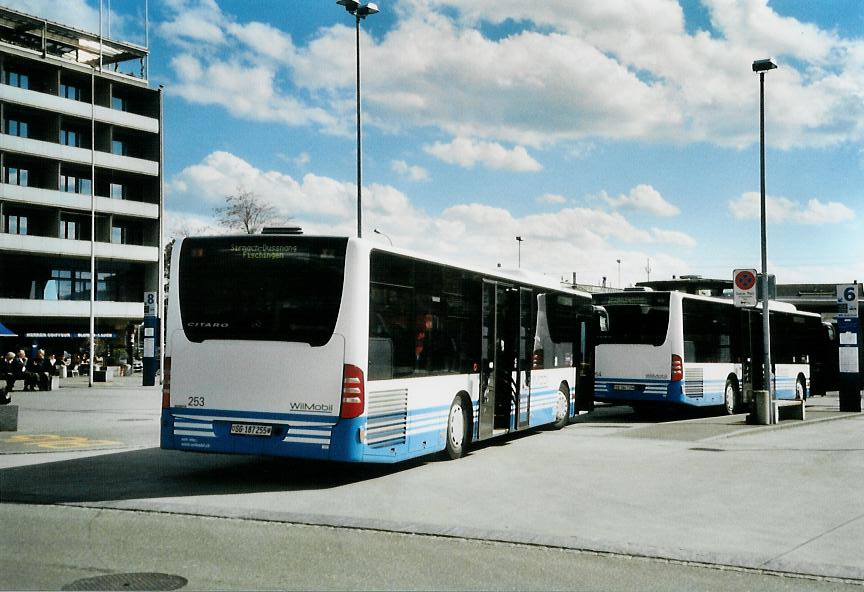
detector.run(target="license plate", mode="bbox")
[613,384,638,391]
[230,423,273,436]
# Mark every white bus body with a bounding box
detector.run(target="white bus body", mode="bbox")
[593,291,822,412]
[162,235,597,462]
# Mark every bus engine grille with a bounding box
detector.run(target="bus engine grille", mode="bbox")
[366,388,408,448]
[684,368,704,398]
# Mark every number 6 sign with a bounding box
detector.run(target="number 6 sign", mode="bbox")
[837,284,859,317]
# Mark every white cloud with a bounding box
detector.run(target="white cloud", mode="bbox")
[168,55,339,130]
[651,227,696,247]
[729,192,856,225]
[391,160,430,182]
[167,151,692,284]
[424,138,542,171]
[153,0,864,150]
[537,193,567,205]
[600,184,680,217]
[157,0,226,46]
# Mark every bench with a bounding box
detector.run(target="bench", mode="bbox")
[749,390,805,424]
[93,368,114,382]
[773,398,805,421]
[0,405,18,431]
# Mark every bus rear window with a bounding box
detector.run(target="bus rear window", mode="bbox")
[178,236,348,345]
[594,293,670,347]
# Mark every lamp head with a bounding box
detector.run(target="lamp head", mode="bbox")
[357,3,379,17]
[752,58,778,72]
[337,0,361,12]
[337,0,378,18]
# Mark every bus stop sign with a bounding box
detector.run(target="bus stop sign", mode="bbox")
[733,269,757,307]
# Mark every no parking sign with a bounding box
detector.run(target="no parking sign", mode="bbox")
[733,269,757,307]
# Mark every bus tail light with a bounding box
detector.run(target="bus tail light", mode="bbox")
[162,357,171,408]
[532,349,544,370]
[340,364,365,419]
[671,354,683,382]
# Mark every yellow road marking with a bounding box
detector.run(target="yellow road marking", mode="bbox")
[1,434,121,449]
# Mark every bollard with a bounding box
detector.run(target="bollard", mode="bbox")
[751,390,771,425]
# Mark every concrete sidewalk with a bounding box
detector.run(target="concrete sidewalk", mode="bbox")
[1,387,862,583]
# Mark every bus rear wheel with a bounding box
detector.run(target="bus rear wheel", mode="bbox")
[795,376,807,401]
[553,389,569,430]
[723,378,739,415]
[445,396,469,460]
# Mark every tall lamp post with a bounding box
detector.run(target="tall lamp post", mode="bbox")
[516,236,523,268]
[336,0,379,238]
[753,57,777,420]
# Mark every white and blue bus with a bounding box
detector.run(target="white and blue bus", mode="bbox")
[161,233,599,463]
[593,291,824,414]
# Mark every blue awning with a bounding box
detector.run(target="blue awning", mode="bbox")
[0,322,17,337]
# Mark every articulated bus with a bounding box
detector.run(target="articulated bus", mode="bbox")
[592,291,824,414]
[161,234,600,463]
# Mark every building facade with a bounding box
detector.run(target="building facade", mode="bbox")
[0,6,161,362]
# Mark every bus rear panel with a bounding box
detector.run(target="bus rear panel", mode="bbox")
[161,235,366,460]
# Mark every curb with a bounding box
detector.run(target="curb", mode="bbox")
[706,411,862,442]
[64,501,864,584]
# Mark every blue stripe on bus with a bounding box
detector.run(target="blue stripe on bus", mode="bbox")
[162,385,573,462]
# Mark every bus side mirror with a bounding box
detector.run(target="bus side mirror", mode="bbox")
[594,306,609,332]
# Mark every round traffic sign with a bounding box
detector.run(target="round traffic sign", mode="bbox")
[735,270,756,291]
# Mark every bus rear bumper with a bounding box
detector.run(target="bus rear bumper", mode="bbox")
[160,409,367,461]
[594,379,712,407]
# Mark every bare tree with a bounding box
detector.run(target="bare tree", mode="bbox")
[214,187,280,234]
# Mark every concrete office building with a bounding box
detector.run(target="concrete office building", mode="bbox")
[0,5,161,361]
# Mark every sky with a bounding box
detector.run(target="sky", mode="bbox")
[11,0,864,287]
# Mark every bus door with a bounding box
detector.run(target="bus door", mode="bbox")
[480,281,520,439]
[574,315,595,412]
[517,288,534,429]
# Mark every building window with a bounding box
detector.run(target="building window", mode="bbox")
[3,214,27,235]
[5,71,29,89]
[5,118,28,137]
[111,95,127,111]
[110,182,125,199]
[45,269,90,301]
[111,224,127,244]
[60,219,81,240]
[4,167,29,186]
[60,128,82,147]
[60,83,81,100]
[60,174,91,194]
[111,139,127,156]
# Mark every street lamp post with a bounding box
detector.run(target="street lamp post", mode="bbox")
[336,0,379,239]
[616,259,621,289]
[516,236,523,268]
[753,57,777,420]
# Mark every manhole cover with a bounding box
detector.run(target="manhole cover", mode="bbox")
[688,447,725,452]
[62,573,187,591]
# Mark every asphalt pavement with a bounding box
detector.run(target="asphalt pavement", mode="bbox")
[1,376,863,589]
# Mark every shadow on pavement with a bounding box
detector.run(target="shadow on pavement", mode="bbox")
[0,447,420,505]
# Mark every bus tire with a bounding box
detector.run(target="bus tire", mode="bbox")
[444,395,470,460]
[553,387,569,430]
[723,378,739,415]
[795,375,807,401]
